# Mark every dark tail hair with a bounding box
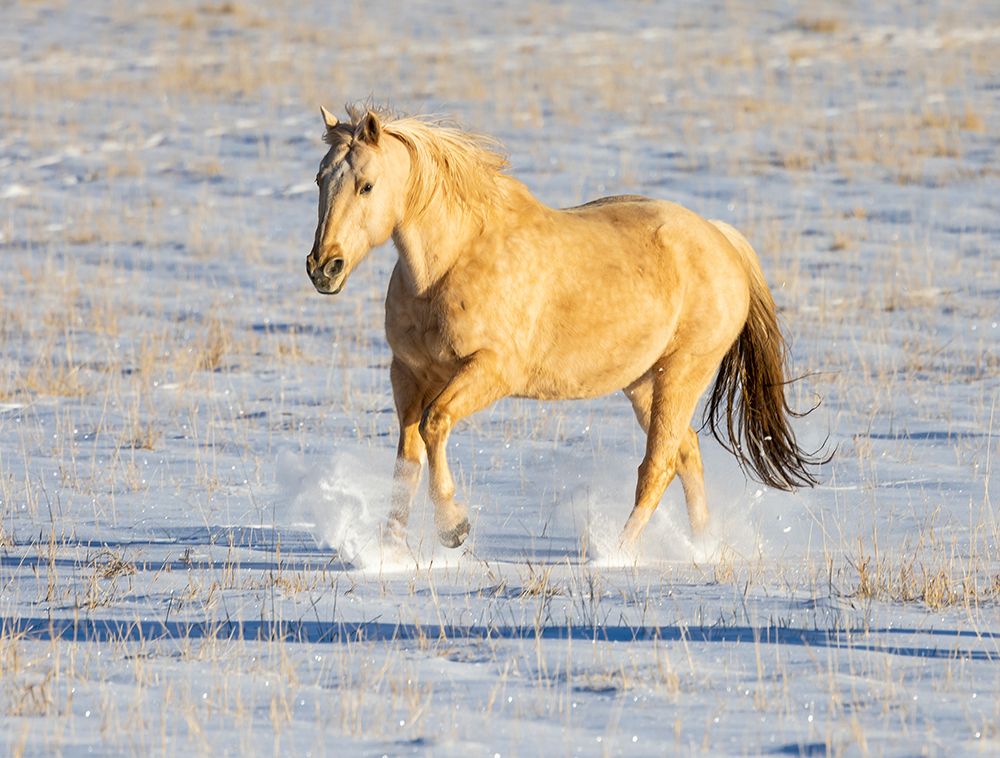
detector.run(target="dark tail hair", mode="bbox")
[704,222,829,490]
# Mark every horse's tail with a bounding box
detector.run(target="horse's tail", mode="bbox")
[703,221,827,490]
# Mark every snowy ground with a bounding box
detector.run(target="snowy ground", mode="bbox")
[1,1,999,755]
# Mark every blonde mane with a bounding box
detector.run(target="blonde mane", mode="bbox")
[328,105,510,222]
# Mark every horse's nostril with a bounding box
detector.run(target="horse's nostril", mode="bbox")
[323,257,345,279]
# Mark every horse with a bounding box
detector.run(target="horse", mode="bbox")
[305,104,825,551]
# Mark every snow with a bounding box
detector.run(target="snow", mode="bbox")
[1,0,998,755]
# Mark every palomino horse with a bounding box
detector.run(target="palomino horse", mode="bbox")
[306,105,823,550]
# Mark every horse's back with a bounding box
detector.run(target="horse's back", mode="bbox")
[563,194,654,212]
[562,195,725,244]
[558,195,745,278]
[519,196,751,395]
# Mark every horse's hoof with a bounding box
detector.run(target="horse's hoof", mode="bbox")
[438,517,470,548]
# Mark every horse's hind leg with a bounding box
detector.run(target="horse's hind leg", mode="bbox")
[623,375,653,434]
[624,377,709,535]
[420,351,508,548]
[677,427,708,533]
[620,359,715,546]
[385,358,428,544]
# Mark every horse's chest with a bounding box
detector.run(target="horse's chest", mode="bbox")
[384,259,526,380]
[385,295,447,367]
[385,290,499,375]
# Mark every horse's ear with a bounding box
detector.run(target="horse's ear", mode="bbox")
[320,106,339,130]
[356,110,382,145]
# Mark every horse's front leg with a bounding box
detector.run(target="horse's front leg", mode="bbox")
[384,358,428,545]
[419,351,508,548]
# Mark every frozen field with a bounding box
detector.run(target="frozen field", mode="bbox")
[1,1,999,755]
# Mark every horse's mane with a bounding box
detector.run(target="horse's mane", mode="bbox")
[329,105,509,222]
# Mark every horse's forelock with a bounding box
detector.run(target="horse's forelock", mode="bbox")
[322,123,354,148]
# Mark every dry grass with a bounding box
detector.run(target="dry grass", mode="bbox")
[192,317,232,373]
[795,16,843,34]
[18,352,90,399]
[849,539,1000,610]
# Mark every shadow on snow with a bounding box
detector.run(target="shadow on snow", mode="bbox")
[1,617,996,661]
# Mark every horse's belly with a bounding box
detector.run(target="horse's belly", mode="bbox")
[519,370,640,401]
[514,265,681,399]
[520,325,672,400]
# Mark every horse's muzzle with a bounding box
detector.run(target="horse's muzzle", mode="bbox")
[307,256,346,295]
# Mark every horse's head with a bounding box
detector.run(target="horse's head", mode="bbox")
[306,107,409,295]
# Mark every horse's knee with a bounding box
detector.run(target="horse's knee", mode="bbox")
[419,406,451,447]
[397,429,425,463]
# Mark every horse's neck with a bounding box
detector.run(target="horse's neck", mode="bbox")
[391,200,487,296]
[391,224,459,297]
[392,177,540,296]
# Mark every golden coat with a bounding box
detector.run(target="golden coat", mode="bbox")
[306,106,823,550]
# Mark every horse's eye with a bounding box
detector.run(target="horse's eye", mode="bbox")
[360,182,373,195]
